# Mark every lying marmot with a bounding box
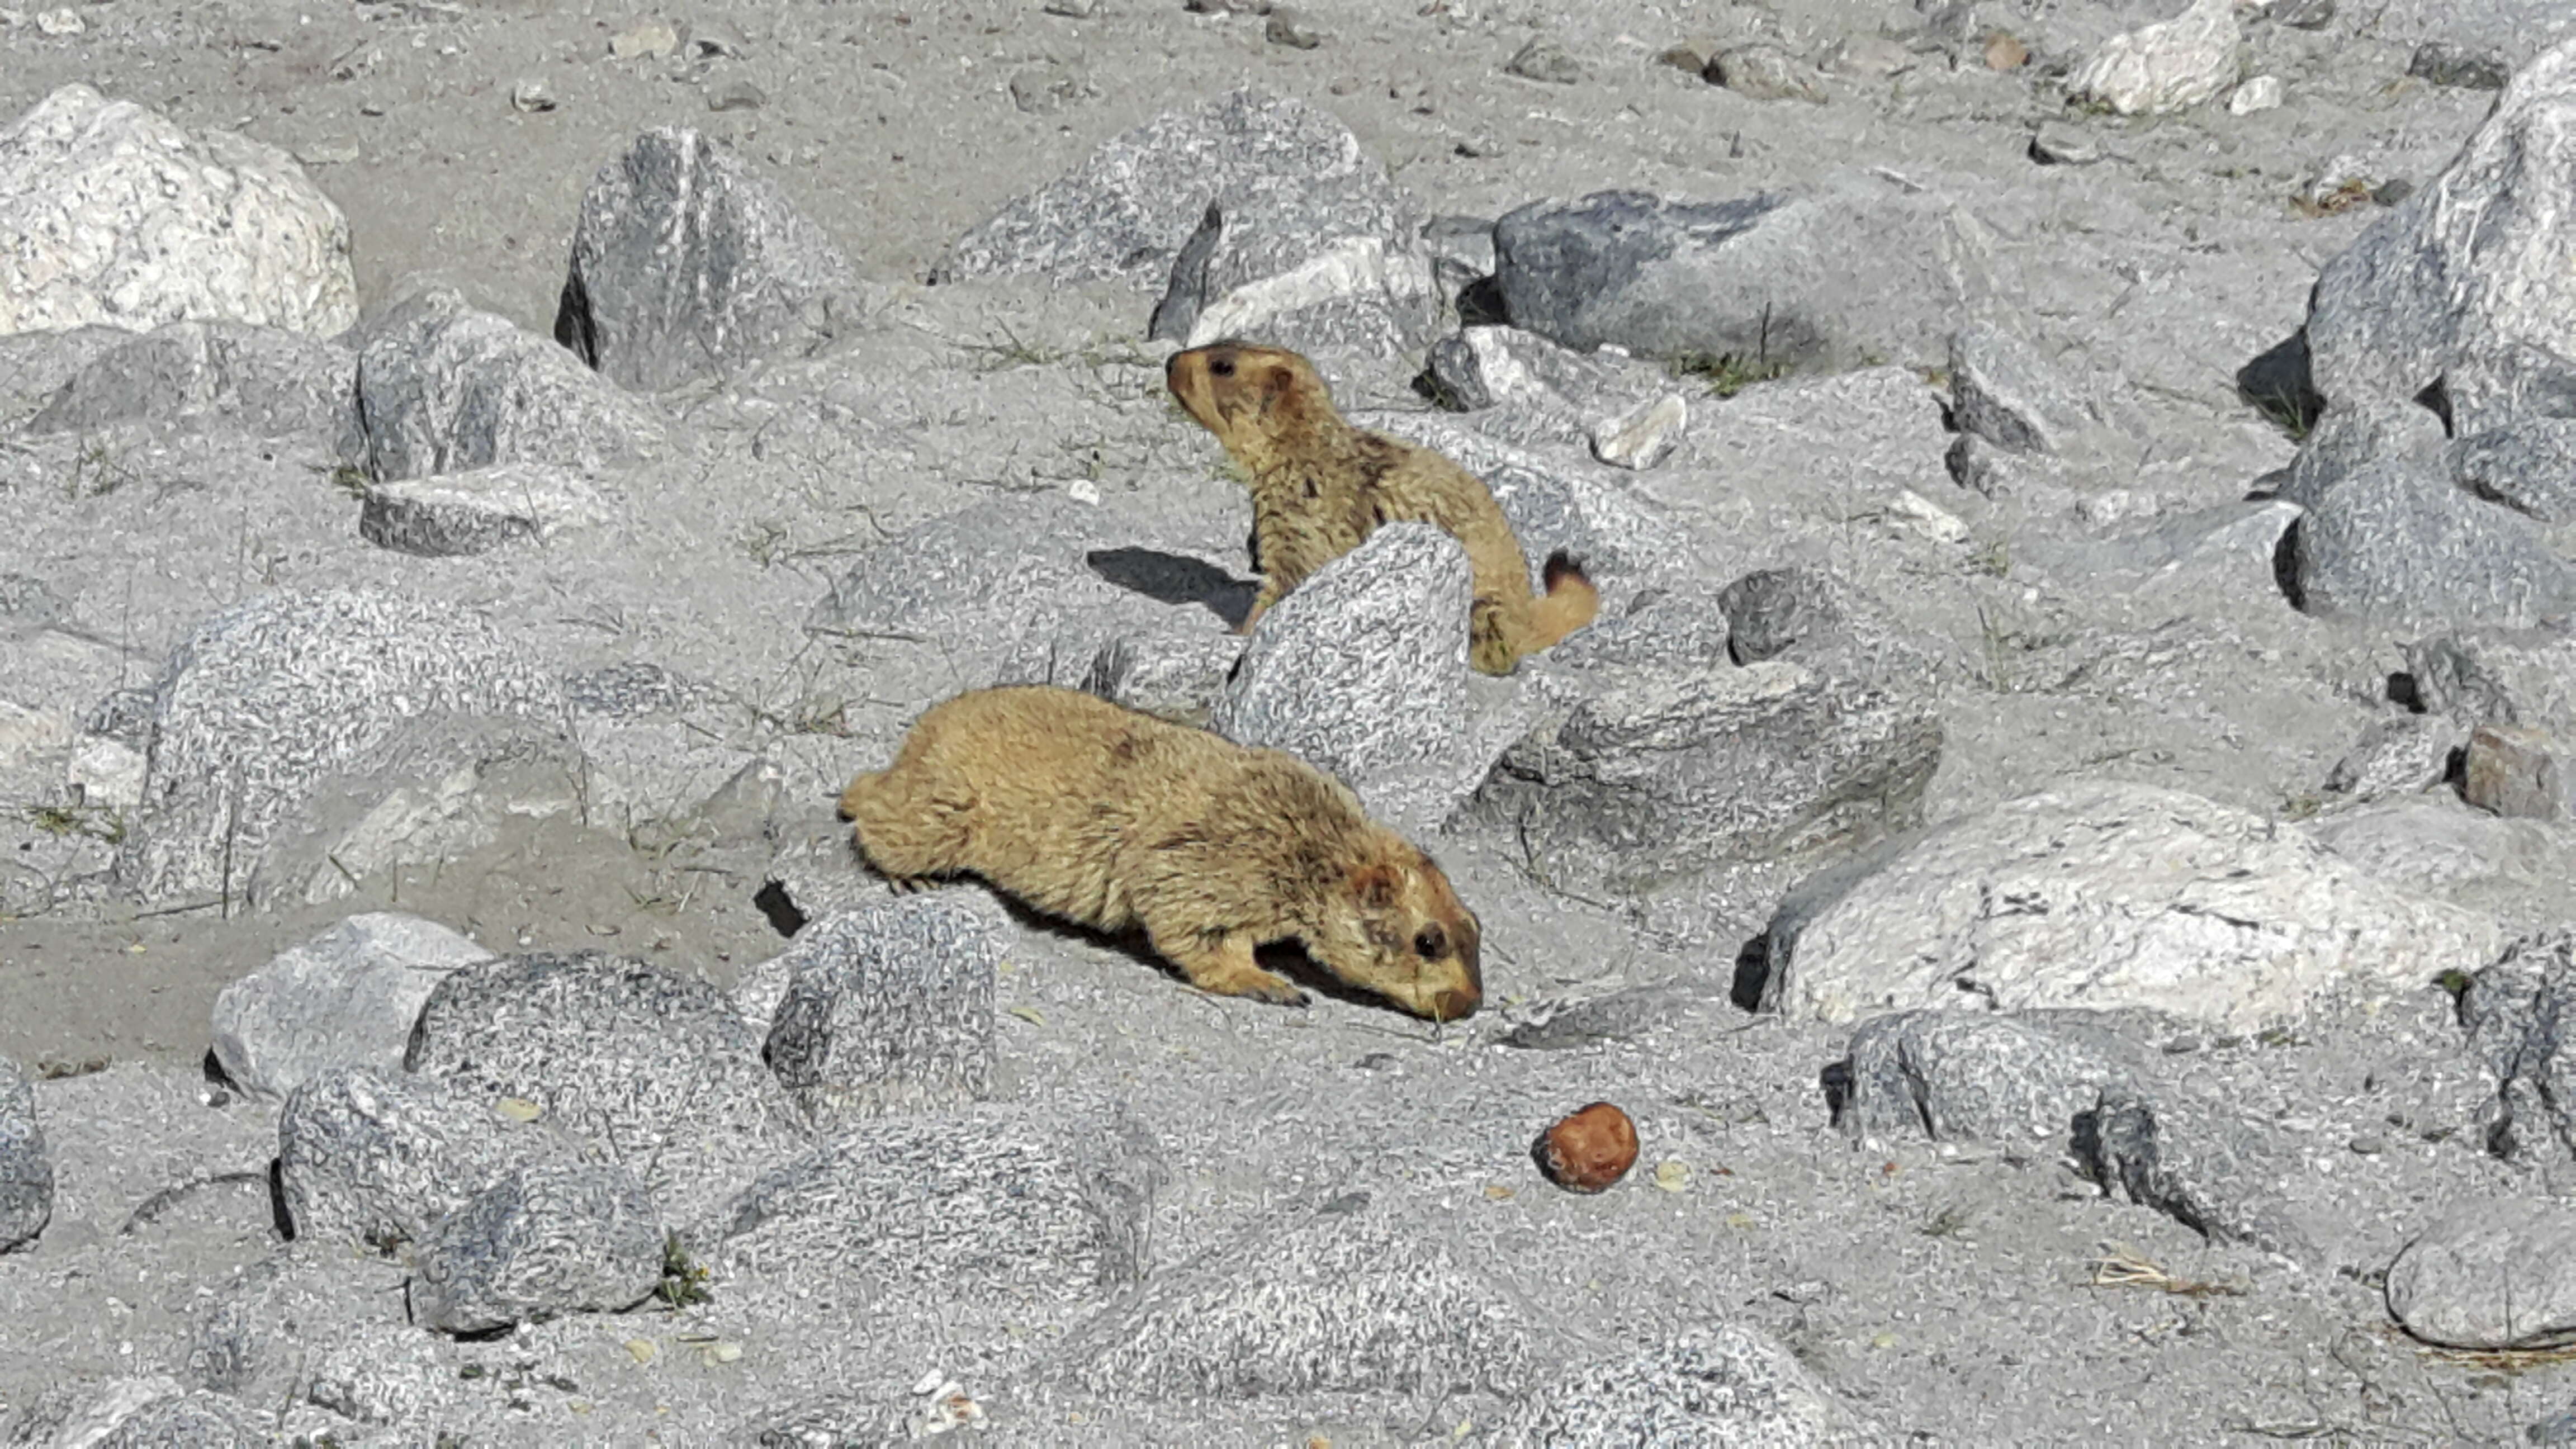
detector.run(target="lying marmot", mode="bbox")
[837,685,1483,1021]
[1166,340,1599,675]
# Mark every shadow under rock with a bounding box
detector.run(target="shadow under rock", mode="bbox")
[1085,547,1257,629]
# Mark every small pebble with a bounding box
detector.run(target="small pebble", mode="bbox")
[1505,37,1583,85]
[2028,121,2100,165]
[609,20,679,60]
[705,78,766,112]
[1533,1102,1640,1194]
[34,7,80,34]
[2229,74,2283,115]
[510,78,555,113]
[1263,6,1322,49]
[1982,32,2029,70]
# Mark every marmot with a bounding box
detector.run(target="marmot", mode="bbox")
[1166,340,1599,675]
[837,685,1483,1021]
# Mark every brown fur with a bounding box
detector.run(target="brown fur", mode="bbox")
[837,685,1483,1021]
[1166,340,1600,675]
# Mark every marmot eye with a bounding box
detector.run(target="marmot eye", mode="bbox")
[1209,356,1235,378]
[1414,926,1447,959]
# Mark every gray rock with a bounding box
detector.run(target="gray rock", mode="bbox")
[1052,1192,1546,1398]
[2412,41,2512,89]
[2275,400,2447,508]
[0,83,357,336]
[1588,392,1688,470]
[2073,1087,2319,1262]
[1424,325,1687,455]
[210,912,495,1101]
[1497,1325,1874,1443]
[2453,420,2576,522]
[89,1389,274,1447]
[1713,566,1912,678]
[939,89,1388,286]
[1148,168,1442,365]
[0,323,136,428]
[0,1054,48,1252]
[757,893,1001,1128]
[1546,587,1738,670]
[2459,932,2576,1169]
[1829,1011,2152,1145]
[554,128,861,392]
[2028,121,2104,166]
[1208,523,1508,835]
[1705,44,1827,103]
[1499,976,1728,1050]
[24,320,355,443]
[187,1242,419,1419]
[1491,177,1988,372]
[349,287,666,482]
[358,462,615,557]
[1758,779,2504,1031]
[405,951,810,1228]
[1082,627,1244,723]
[2447,339,2576,437]
[2258,0,2336,28]
[2304,40,2576,415]
[2323,714,2463,801]
[120,589,566,903]
[2388,1196,2576,1348]
[2066,0,2242,115]
[277,1065,588,1249]
[407,1161,664,1334]
[1505,37,1585,86]
[2281,452,2576,630]
[1422,214,1497,299]
[1468,661,1942,897]
[2405,627,2576,736]
[1263,8,1324,50]
[1947,323,2095,457]
[715,1109,1156,1306]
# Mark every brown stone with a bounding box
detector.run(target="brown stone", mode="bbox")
[2464,724,2568,819]
[1983,32,2030,70]
[1534,1101,1640,1194]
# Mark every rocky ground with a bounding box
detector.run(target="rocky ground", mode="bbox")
[7,0,2576,1442]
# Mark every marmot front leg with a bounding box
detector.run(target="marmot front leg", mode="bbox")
[1237,581,1282,635]
[1150,922,1308,1007]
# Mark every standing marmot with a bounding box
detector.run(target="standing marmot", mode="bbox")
[1166,340,1599,675]
[837,685,1483,1021]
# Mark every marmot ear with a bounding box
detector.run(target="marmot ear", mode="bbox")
[1259,362,1296,416]
[1349,860,1401,910]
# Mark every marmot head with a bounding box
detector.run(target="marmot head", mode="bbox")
[1303,832,1483,1022]
[1165,340,1338,457]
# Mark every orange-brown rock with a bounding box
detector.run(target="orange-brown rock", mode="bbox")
[1534,1102,1640,1194]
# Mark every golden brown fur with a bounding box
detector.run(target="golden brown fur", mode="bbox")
[837,685,1483,1021]
[1166,340,1600,675]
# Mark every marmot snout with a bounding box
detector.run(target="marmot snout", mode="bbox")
[837,685,1483,1022]
[1166,340,1599,674]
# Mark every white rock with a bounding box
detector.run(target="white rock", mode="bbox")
[67,736,145,811]
[1588,393,1688,471]
[2229,74,2284,114]
[0,84,358,336]
[1764,779,2505,1031]
[33,6,78,34]
[2067,0,2243,116]
[211,912,496,1100]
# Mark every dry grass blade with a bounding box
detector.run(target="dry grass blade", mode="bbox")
[2086,1246,2249,1299]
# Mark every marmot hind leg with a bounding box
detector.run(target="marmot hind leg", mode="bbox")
[838,768,975,889]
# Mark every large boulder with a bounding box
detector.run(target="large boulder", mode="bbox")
[348,287,665,482]
[554,127,861,392]
[1467,661,1942,897]
[404,951,809,1226]
[1148,168,1443,366]
[277,1066,590,1249]
[23,320,356,443]
[406,1161,664,1334]
[756,893,1003,1128]
[1496,1325,1875,1444]
[2458,932,2576,1171]
[2387,1196,2576,1348]
[939,89,1391,286]
[211,912,495,1101]
[0,1053,48,1252]
[357,462,615,558]
[1758,780,2506,1031]
[1828,1010,2154,1145]
[120,589,567,903]
[1209,523,1529,837]
[2280,451,2576,629]
[1490,177,1989,371]
[0,84,357,336]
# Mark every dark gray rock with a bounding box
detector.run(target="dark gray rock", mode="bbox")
[2453,420,2576,522]
[119,589,565,903]
[2405,627,2576,737]
[939,89,1386,286]
[1148,169,1442,366]
[1468,661,1942,897]
[554,127,860,392]
[757,893,1002,1128]
[348,287,665,482]
[358,463,614,557]
[2281,452,2576,629]
[2275,400,2447,508]
[2387,1196,2576,1348]
[2304,42,2576,416]
[2460,932,2576,1170]
[2072,1087,2320,1262]
[1209,523,1523,837]
[0,1054,48,1252]
[407,1161,664,1334]
[1497,1325,1874,1443]
[715,1109,1157,1307]
[2411,41,2512,88]
[1051,1192,1547,1398]
[1710,566,1935,685]
[405,951,810,1228]
[277,1066,589,1249]
[24,320,354,443]
[1491,178,1988,371]
[1829,1011,2154,1145]
[211,912,494,1101]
